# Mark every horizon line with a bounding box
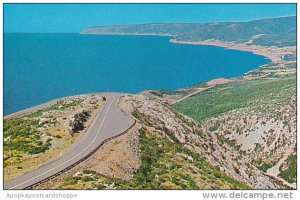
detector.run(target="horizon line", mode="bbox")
[4,15,296,34]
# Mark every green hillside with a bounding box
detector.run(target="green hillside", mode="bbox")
[172,75,296,122]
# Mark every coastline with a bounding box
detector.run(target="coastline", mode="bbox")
[81,32,175,37]
[170,38,296,64]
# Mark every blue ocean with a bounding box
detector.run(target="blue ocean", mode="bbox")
[4,33,270,115]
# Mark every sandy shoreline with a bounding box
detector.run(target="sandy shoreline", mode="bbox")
[170,38,296,63]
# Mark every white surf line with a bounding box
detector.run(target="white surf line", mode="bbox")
[9,96,116,189]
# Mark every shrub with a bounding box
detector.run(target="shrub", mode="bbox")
[64,177,79,185]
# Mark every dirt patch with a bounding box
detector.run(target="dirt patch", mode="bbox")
[206,78,231,87]
[82,123,142,180]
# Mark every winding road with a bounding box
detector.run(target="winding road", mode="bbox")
[4,93,135,190]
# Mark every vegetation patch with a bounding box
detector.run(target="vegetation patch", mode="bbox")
[253,158,277,173]
[4,118,51,166]
[217,135,241,152]
[278,155,296,183]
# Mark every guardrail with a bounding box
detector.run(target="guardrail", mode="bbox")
[23,120,137,189]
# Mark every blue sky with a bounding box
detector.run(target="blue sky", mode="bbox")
[4,4,296,33]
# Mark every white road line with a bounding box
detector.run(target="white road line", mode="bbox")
[9,96,116,189]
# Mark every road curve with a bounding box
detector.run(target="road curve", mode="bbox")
[4,93,135,189]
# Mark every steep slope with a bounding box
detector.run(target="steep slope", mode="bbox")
[123,95,286,189]
[172,74,296,188]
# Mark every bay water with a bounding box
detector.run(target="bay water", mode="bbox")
[4,33,270,115]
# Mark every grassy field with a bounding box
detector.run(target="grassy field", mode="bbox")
[172,75,296,122]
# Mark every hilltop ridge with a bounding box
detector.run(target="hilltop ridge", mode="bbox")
[82,16,296,47]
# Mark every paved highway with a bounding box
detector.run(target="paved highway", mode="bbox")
[4,93,135,189]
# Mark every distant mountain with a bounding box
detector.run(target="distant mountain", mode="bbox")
[82,16,296,47]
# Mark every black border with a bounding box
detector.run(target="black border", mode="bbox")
[2,2,298,191]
